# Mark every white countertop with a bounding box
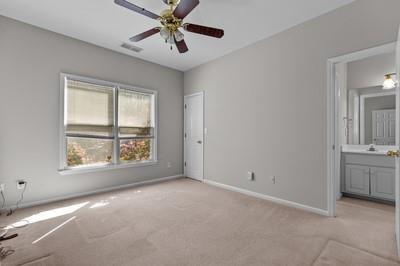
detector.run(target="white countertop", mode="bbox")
[341,145,397,156]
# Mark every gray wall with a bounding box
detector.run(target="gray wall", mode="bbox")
[184,0,400,210]
[365,94,396,144]
[348,52,396,90]
[346,51,395,145]
[0,16,184,207]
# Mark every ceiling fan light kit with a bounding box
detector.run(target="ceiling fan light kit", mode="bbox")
[115,0,224,53]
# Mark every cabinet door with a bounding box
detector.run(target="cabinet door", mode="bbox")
[370,167,395,201]
[345,165,370,196]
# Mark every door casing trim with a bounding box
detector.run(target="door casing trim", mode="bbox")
[326,42,397,217]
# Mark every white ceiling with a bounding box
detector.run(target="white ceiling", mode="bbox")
[0,0,354,71]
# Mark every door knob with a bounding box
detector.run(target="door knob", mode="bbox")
[387,150,400,157]
[197,140,202,144]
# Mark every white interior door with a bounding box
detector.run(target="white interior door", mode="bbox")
[184,92,204,181]
[395,26,400,256]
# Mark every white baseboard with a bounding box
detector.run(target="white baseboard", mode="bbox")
[203,179,329,216]
[2,174,183,210]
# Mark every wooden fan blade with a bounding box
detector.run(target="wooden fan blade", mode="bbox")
[130,28,160,42]
[183,23,224,38]
[174,37,189,53]
[173,0,199,19]
[115,0,160,20]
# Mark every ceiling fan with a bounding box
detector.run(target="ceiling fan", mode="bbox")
[114,0,224,53]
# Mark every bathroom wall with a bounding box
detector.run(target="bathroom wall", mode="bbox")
[348,52,396,90]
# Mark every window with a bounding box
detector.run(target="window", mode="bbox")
[60,74,157,172]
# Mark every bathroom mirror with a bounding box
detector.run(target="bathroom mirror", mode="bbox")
[340,51,397,146]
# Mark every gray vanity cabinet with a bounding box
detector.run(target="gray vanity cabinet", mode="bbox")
[342,153,395,202]
[345,165,370,196]
[370,167,395,200]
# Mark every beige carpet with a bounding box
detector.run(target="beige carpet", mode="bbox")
[0,178,398,266]
[313,240,398,266]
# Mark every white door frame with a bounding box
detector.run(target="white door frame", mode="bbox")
[360,91,396,144]
[326,42,396,217]
[184,91,205,181]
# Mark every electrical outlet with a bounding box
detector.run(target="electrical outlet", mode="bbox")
[0,184,5,192]
[247,171,255,181]
[17,180,27,190]
[167,162,172,168]
[270,176,276,184]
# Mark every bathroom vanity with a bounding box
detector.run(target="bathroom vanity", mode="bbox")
[341,145,396,202]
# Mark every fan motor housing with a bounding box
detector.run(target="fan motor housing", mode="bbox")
[160,9,181,31]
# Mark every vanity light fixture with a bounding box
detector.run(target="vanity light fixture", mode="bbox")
[382,73,397,90]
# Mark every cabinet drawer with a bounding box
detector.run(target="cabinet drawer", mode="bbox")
[343,154,395,168]
[370,167,395,201]
[345,165,370,196]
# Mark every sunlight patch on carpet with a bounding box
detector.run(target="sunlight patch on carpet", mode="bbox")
[7,202,89,229]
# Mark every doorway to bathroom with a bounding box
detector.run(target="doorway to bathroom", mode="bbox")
[327,40,399,252]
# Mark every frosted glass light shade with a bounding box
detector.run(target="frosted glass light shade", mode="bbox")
[382,74,396,90]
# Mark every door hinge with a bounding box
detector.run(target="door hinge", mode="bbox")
[184,104,187,109]
[184,162,187,167]
[332,145,335,150]
[184,133,187,138]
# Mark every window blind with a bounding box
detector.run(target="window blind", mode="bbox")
[66,80,114,137]
[118,88,153,137]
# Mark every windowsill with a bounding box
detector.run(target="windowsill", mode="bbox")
[58,161,158,175]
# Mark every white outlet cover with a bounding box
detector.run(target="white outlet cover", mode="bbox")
[17,181,26,190]
[247,172,254,181]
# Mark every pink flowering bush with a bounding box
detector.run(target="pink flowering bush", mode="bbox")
[120,139,151,161]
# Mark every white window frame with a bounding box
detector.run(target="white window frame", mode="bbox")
[59,73,158,175]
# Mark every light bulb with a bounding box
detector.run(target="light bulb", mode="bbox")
[174,30,184,42]
[160,28,175,45]
[167,32,175,44]
[160,27,170,41]
[382,74,396,90]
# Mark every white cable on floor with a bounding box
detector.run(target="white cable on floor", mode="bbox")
[0,229,6,238]
[0,191,5,216]
[0,182,29,262]
[0,245,15,261]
